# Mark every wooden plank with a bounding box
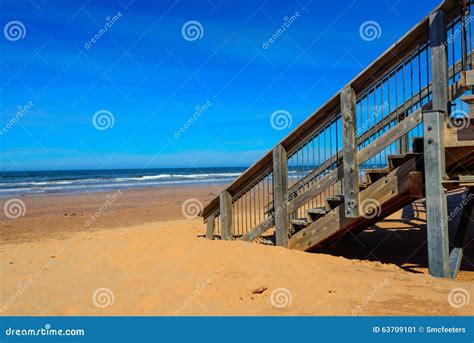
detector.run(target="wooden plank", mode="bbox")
[430,10,449,115]
[289,158,417,250]
[240,217,275,242]
[460,94,474,104]
[273,144,289,247]
[359,109,423,163]
[206,216,215,240]
[461,70,474,88]
[219,191,233,240]
[444,125,474,147]
[408,171,424,199]
[341,87,360,218]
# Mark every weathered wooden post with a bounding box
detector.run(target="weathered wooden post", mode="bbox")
[273,144,289,247]
[205,216,215,240]
[219,191,233,240]
[341,86,360,218]
[425,9,450,277]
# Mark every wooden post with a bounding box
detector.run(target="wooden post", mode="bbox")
[424,9,450,278]
[205,216,215,240]
[273,144,289,247]
[219,191,233,240]
[430,10,449,115]
[341,86,360,218]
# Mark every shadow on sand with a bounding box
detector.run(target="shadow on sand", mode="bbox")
[320,190,473,275]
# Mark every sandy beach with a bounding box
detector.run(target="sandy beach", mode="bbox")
[1,186,473,316]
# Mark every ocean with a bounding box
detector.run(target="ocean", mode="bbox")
[0,167,246,197]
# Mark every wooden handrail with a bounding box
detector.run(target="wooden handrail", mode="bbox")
[201,0,462,221]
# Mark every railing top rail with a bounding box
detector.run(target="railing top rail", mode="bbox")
[201,0,462,220]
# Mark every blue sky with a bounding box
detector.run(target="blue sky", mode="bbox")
[0,0,439,171]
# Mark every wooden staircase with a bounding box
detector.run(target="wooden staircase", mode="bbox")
[201,0,474,279]
[288,152,424,245]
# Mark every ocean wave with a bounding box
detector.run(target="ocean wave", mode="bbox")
[0,172,242,186]
[0,171,242,194]
[115,172,242,181]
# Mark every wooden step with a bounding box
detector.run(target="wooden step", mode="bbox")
[459,95,474,122]
[461,70,474,88]
[388,153,417,171]
[290,219,308,236]
[365,168,390,184]
[307,207,328,223]
[326,195,345,210]
[460,94,474,104]
[359,182,368,191]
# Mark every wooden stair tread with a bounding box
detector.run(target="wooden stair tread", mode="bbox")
[307,207,328,223]
[326,195,345,210]
[289,218,308,236]
[365,168,390,184]
[307,207,327,215]
[290,219,308,226]
[461,70,474,88]
[364,168,390,173]
[460,94,474,104]
[388,153,418,170]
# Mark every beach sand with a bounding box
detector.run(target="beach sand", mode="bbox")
[0,186,473,316]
